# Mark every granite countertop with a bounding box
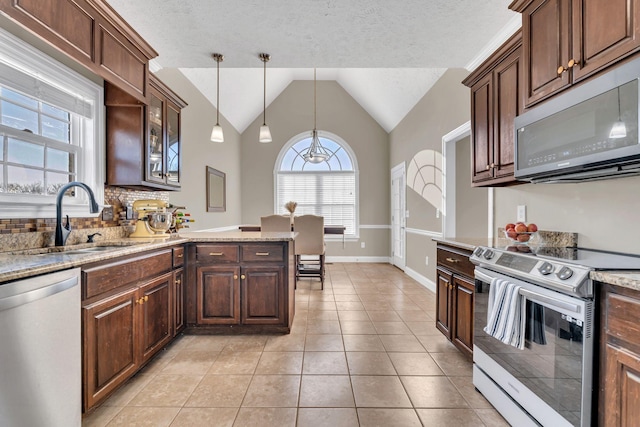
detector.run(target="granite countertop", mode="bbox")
[0,230,296,285]
[432,236,494,251]
[179,231,296,242]
[591,271,640,291]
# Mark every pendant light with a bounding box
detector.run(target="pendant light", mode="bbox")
[609,86,627,139]
[210,53,224,143]
[303,68,329,163]
[259,53,272,143]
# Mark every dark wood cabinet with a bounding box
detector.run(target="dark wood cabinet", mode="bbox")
[242,266,286,325]
[82,286,137,411]
[81,245,184,412]
[463,30,523,187]
[436,268,453,339]
[510,0,640,107]
[190,241,294,331]
[452,275,474,355]
[173,268,185,335]
[0,0,157,103]
[196,265,241,325]
[139,272,173,363]
[600,284,640,426]
[105,74,186,191]
[435,243,474,357]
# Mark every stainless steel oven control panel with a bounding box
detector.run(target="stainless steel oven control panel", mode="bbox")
[470,246,592,298]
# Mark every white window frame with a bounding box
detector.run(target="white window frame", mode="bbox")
[0,27,104,219]
[274,130,360,240]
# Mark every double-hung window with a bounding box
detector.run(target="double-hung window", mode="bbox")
[0,28,103,218]
[276,131,358,237]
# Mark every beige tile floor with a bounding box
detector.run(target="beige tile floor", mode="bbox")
[83,263,509,427]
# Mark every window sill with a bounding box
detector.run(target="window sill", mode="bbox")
[0,202,103,219]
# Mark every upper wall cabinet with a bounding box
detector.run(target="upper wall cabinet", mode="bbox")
[105,74,187,191]
[0,0,157,103]
[510,0,640,107]
[463,30,523,187]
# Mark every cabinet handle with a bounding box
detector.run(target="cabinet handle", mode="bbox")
[255,252,270,256]
[234,275,238,280]
[557,59,580,75]
[209,252,224,256]
[485,164,490,170]
[177,254,184,258]
[175,279,181,285]
[136,297,144,305]
[490,163,495,169]
[144,295,149,302]
[445,257,460,263]
[241,274,246,280]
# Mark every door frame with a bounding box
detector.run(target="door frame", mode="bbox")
[442,121,493,239]
[390,162,406,270]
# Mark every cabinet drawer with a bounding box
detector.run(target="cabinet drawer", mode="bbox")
[437,248,474,278]
[241,244,284,262]
[172,246,185,268]
[605,291,640,344]
[82,249,172,299]
[196,244,239,263]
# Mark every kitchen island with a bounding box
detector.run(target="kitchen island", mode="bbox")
[181,231,297,333]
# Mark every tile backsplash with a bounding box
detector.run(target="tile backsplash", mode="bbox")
[0,186,168,250]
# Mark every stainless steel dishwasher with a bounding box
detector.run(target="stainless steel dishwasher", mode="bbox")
[0,268,81,427]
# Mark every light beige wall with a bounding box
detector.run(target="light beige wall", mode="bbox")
[240,80,390,257]
[455,136,489,237]
[494,176,640,254]
[390,69,471,282]
[155,69,242,230]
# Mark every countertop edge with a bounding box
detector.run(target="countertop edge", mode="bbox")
[592,271,640,291]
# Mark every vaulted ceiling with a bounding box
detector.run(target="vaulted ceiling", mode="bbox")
[106,0,518,133]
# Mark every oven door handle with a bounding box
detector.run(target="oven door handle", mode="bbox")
[519,288,580,313]
[475,268,581,314]
[474,269,494,284]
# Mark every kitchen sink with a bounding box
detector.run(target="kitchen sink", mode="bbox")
[6,243,143,256]
[59,246,129,255]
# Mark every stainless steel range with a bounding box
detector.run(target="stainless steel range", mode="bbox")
[470,245,640,427]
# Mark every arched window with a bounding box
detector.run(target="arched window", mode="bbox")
[275,131,358,236]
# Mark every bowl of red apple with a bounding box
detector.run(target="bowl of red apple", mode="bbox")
[503,222,538,245]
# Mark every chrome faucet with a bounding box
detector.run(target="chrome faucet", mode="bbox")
[55,181,100,246]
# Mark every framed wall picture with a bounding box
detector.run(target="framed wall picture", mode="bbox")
[206,166,226,212]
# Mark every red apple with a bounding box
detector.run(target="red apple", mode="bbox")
[514,223,528,233]
[505,223,516,230]
[506,229,518,239]
[517,233,531,242]
[527,223,538,232]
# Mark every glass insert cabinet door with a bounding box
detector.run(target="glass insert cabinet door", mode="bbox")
[147,92,165,183]
[167,104,180,186]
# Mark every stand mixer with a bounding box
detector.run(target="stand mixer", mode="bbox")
[129,199,172,238]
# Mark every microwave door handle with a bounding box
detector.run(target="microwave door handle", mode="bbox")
[519,288,580,314]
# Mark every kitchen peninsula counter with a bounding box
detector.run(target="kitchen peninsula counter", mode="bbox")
[0,231,296,285]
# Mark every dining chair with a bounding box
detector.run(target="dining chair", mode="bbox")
[293,214,325,289]
[260,214,291,232]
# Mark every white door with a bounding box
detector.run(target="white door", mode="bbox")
[391,163,406,270]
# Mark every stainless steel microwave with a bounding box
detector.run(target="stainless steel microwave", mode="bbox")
[514,57,640,183]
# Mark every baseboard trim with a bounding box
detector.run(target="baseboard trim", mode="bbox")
[325,256,392,263]
[404,266,436,293]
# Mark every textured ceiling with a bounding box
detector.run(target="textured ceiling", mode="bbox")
[106,0,518,132]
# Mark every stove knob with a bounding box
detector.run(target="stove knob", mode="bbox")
[473,247,484,257]
[556,266,574,280]
[538,262,554,275]
[483,249,494,260]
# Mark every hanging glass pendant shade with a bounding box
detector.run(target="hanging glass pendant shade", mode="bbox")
[259,53,272,143]
[303,68,329,163]
[210,53,224,143]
